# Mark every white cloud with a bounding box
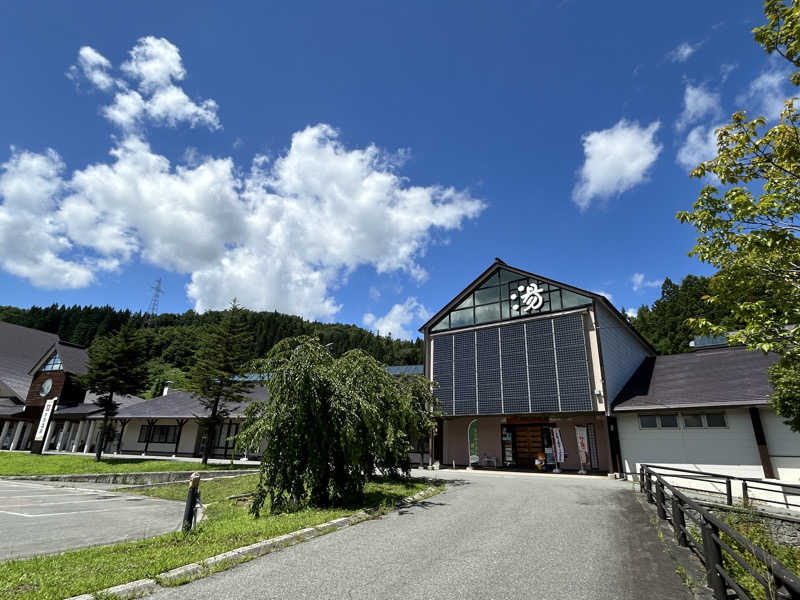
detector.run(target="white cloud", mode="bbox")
[677,123,724,172]
[625,308,637,319]
[668,41,700,63]
[572,119,662,211]
[737,62,793,121]
[362,297,430,340]
[70,37,220,132]
[631,272,663,292]
[676,84,722,131]
[720,63,737,83]
[593,290,613,302]
[3,38,486,320]
[368,286,381,301]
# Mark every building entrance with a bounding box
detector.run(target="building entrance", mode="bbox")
[501,422,552,468]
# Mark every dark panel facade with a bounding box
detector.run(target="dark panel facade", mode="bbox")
[432,312,592,416]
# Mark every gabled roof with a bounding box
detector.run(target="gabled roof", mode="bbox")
[612,346,779,412]
[28,341,89,376]
[419,258,655,353]
[112,386,269,420]
[0,321,59,400]
[58,393,145,418]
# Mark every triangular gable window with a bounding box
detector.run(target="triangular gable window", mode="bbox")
[430,268,592,332]
[41,352,63,372]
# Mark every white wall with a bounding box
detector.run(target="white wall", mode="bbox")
[595,304,650,403]
[121,419,201,456]
[618,408,764,479]
[761,408,800,483]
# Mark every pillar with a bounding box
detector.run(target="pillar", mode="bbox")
[42,420,56,452]
[9,422,25,451]
[0,420,10,449]
[83,421,97,454]
[57,422,73,451]
[749,407,776,479]
[71,421,87,453]
[19,423,32,450]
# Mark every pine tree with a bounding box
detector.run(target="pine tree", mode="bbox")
[84,323,147,461]
[187,300,253,465]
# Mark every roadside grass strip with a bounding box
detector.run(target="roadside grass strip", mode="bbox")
[0,454,254,476]
[0,476,442,600]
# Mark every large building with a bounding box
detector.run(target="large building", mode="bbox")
[421,259,800,483]
[420,259,653,473]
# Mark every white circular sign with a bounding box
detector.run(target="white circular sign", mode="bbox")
[39,378,53,397]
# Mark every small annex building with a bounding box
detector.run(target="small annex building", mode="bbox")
[612,342,799,482]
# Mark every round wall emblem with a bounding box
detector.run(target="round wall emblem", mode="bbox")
[39,378,53,397]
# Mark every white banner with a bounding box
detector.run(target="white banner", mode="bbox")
[551,427,565,463]
[575,426,589,468]
[35,397,57,441]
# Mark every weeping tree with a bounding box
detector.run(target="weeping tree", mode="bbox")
[187,300,253,465]
[84,323,147,461]
[237,336,435,516]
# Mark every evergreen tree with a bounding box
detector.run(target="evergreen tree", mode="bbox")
[186,300,253,465]
[83,323,147,461]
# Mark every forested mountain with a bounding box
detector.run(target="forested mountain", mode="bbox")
[626,274,741,355]
[0,304,423,397]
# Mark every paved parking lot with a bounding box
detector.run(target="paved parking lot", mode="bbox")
[0,479,185,560]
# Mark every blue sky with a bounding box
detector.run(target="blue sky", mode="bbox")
[0,2,791,339]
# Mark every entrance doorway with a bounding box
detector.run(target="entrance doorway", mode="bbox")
[501,422,549,468]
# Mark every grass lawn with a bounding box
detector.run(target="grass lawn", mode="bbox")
[0,453,254,476]
[0,475,439,600]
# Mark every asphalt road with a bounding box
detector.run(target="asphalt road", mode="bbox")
[150,469,690,600]
[0,479,184,560]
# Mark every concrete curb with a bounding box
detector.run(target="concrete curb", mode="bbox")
[63,484,440,600]
[1,469,257,486]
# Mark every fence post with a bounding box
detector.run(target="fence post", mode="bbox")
[182,472,201,533]
[639,465,645,493]
[701,521,726,600]
[656,480,667,520]
[672,497,688,546]
[742,480,749,506]
[725,478,733,506]
[646,471,654,504]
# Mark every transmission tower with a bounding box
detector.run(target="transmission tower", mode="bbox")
[146,278,164,327]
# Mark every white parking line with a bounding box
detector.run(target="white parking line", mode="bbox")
[0,496,126,508]
[0,505,164,518]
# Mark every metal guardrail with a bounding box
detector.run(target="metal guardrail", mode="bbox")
[640,465,800,600]
[638,464,800,510]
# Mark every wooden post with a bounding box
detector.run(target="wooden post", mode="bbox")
[742,480,749,506]
[702,522,726,599]
[116,419,129,454]
[725,478,733,506]
[174,419,187,457]
[182,472,201,532]
[656,480,666,520]
[646,471,654,504]
[143,418,157,456]
[749,407,776,479]
[672,497,688,546]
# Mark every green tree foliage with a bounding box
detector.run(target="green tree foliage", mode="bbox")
[238,336,436,515]
[186,301,253,465]
[677,0,800,429]
[628,275,740,355]
[0,304,423,368]
[83,323,147,460]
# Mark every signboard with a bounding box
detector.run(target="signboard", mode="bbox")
[575,426,589,473]
[467,419,479,466]
[551,427,565,463]
[34,397,57,442]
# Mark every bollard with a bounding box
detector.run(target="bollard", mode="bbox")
[182,472,201,533]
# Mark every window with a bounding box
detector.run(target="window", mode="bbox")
[705,414,727,428]
[138,425,178,444]
[639,415,658,428]
[684,415,703,428]
[428,267,593,332]
[41,353,63,372]
[659,414,678,428]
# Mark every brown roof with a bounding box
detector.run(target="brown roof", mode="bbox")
[0,321,58,400]
[612,346,779,412]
